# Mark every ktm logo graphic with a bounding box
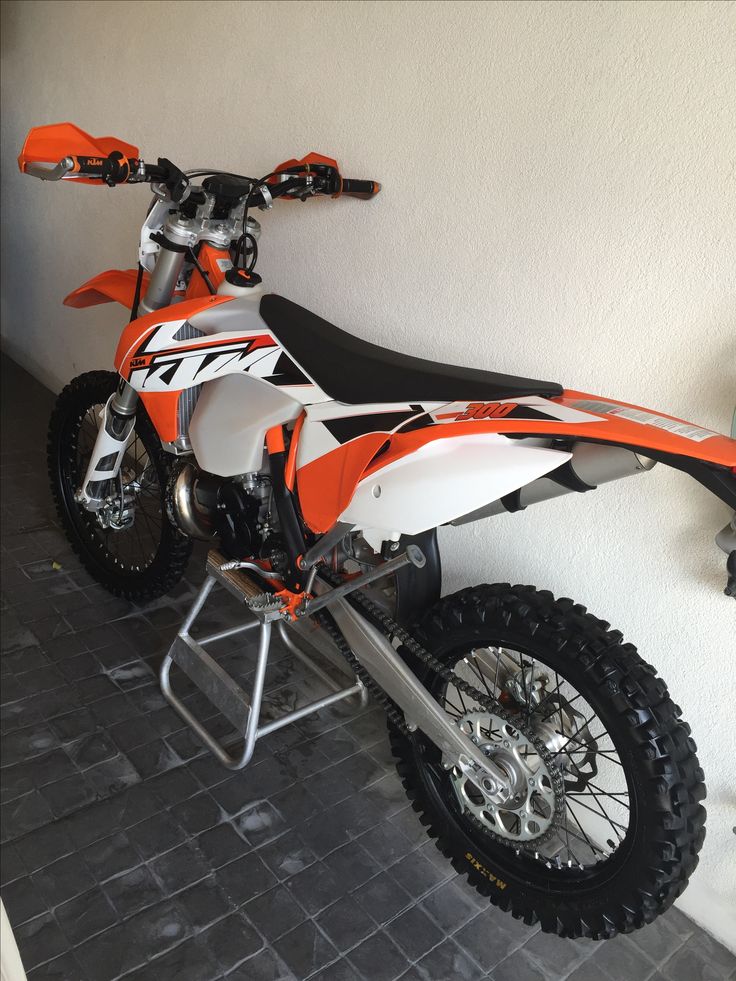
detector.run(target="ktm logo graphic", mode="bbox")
[130,357,146,368]
[453,402,519,421]
[87,158,103,166]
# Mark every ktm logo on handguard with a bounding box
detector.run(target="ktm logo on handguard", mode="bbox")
[453,402,519,421]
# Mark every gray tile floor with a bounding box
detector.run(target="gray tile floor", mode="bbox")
[1,354,734,981]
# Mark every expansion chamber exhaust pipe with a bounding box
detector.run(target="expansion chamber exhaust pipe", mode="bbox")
[452,442,657,525]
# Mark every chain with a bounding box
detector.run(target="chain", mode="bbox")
[314,608,409,733]
[316,568,565,853]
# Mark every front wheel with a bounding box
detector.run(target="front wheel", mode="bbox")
[391,584,706,939]
[48,371,192,601]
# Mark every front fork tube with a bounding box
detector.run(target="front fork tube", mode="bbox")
[76,378,139,511]
[77,232,189,512]
[137,245,187,316]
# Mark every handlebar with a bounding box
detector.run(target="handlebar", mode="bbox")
[30,152,194,203]
[21,138,381,207]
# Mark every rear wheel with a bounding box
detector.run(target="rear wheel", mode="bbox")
[48,371,192,600]
[391,583,706,939]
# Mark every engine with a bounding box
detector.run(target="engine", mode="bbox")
[167,462,285,566]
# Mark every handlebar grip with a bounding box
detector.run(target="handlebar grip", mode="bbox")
[72,156,106,178]
[340,178,381,200]
[73,152,137,184]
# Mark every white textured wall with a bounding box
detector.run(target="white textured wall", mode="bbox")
[1,0,734,948]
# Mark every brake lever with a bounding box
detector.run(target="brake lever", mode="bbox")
[272,165,340,198]
[267,174,317,203]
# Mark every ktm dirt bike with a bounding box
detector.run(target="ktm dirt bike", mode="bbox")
[19,123,736,941]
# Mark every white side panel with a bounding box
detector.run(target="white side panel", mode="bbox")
[340,434,571,536]
[189,374,301,477]
[297,418,341,468]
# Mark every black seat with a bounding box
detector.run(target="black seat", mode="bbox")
[260,294,562,404]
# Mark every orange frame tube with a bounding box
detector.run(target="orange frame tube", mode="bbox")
[266,426,286,456]
[285,413,306,491]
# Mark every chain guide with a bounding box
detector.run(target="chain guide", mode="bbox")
[315,569,565,855]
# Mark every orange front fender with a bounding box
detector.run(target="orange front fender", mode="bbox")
[64,269,149,310]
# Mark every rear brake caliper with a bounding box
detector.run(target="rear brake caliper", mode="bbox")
[502,662,599,793]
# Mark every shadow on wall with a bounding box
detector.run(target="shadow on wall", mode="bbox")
[1,3,136,390]
[673,327,735,590]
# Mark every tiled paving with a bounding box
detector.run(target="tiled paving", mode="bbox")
[1,353,734,981]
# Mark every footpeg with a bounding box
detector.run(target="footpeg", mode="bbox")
[246,593,285,615]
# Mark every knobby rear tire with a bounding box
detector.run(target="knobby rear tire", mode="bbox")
[390,583,706,940]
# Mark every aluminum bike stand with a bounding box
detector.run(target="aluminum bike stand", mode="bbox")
[160,550,366,771]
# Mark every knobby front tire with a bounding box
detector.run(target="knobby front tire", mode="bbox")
[48,371,192,601]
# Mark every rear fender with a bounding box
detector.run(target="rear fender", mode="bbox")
[296,392,736,533]
[402,393,736,470]
[64,269,149,310]
[377,393,736,509]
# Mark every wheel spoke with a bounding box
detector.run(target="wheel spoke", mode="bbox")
[467,655,495,700]
[524,660,535,725]
[531,676,567,721]
[582,781,630,808]
[566,795,628,837]
[564,800,608,858]
[561,731,623,766]
[435,642,633,877]
[442,696,465,718]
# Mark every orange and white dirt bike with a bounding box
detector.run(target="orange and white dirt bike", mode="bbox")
[20,123,736,940]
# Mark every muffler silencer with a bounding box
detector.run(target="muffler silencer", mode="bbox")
[452,442,656,525]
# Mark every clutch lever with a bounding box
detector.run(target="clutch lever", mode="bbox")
[24,157,75,181]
